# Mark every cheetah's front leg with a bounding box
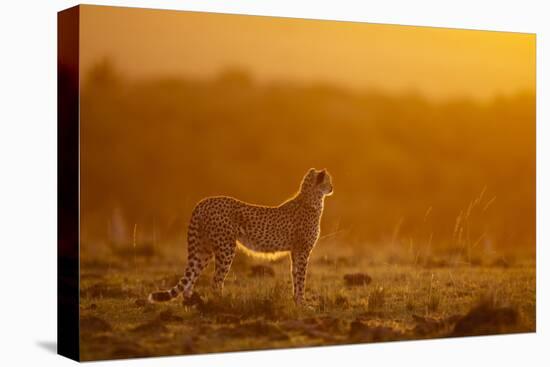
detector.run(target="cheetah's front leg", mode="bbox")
[291,248,311,305]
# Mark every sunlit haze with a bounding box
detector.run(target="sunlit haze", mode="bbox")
[80,5,535,101]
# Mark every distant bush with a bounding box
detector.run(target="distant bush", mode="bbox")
[80,63,535,257]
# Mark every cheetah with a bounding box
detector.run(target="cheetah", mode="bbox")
[149,168,333,305]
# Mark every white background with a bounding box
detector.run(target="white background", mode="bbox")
[0,0,547,366]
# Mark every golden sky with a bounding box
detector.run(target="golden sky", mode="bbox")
[80,5,535,100]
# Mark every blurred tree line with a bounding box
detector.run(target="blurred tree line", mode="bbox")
[80,60,535,256]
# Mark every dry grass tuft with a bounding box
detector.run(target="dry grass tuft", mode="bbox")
[344,273,372,286]
[367,286,386,311]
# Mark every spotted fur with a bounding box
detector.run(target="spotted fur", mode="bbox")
[148,168,333,305]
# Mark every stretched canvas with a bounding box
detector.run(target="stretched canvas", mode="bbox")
[58,4,536,361]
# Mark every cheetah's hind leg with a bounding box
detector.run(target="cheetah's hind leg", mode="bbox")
[212,239,237,295]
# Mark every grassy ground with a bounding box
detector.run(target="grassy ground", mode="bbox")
[79,242,535,361]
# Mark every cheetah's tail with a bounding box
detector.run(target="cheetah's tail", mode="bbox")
[148,290,172,303]
[148,281,183,303]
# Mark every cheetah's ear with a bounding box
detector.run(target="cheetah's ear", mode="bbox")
[316,170,326,184]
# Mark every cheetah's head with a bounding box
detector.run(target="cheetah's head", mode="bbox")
[302,168,333,196]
